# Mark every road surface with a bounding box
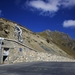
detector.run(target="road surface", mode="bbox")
[0,62,75,75]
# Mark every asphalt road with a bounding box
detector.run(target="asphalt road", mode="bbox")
[0,62,75,75]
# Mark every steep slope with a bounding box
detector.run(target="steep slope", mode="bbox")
[38,30,75,58]
[0,18,73,59]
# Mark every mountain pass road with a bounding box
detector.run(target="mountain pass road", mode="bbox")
[0,62,75,75]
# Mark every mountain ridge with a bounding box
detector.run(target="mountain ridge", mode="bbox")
[38,30,75,58]
[0,18,74,59]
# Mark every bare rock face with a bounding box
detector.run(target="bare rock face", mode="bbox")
[0,18,74,60]
[0,22,10,37]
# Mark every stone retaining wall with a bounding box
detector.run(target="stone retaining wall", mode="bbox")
[1,39,75,64]
[13,49,75,63]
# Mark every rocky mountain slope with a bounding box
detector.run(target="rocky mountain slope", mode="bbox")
[0,18,74,59]
[38,30,75,58]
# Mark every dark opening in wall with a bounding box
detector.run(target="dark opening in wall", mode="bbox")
[3,48,9,64]
[2,42,4,45]
[3,56,8,62]
[4,48,9,50]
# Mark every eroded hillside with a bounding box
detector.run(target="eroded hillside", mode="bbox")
[38,30,75,58]
[0,18,73,59]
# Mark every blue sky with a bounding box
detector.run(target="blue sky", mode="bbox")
[0,0,75,39]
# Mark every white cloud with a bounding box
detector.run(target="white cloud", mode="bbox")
[25,0,75,16]
[26,0,60,16]
[0,10,2,17]
[29,0,59,12]
[63,20,75,27]
[61,0,75,8]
